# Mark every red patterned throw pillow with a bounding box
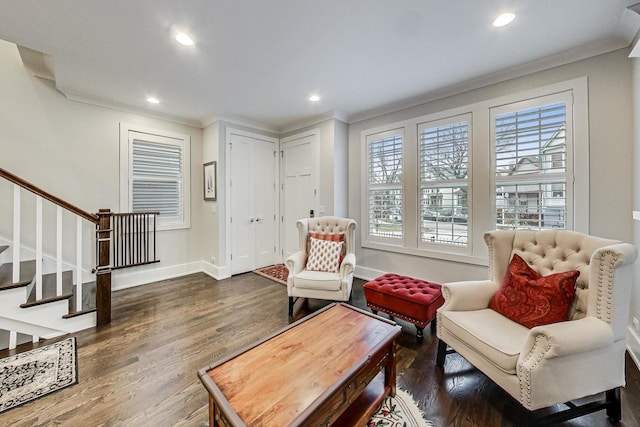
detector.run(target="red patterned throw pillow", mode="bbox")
[489,254,579,328]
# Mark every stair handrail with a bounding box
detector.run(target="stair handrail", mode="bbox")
[0,168,98,224]
[1,167,111,326]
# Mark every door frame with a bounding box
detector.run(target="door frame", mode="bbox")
[279,128,320,262]
[225,127,280,273]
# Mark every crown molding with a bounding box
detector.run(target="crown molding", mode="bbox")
[278,110,348,134]
[349,40,635,125]
[201,114,279,134]
[58,87,202,128]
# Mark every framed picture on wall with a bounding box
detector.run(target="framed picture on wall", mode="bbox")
[203,161,217,201]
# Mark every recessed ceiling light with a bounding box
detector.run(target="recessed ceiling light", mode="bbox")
[175,32,194,46]
[147,97,160,104]
[309,94,320,102]
[493,12,515,27]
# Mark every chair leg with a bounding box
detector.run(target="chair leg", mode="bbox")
[606,387,621,422]
[436,339,447,367]
[430,317,437,333]
[288,297,295,317]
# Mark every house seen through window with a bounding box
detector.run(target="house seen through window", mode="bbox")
[493,101,569,230]
[361,80,584,262]
[419,116,470,247]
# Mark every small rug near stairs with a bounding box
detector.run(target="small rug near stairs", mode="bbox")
[0,337,78,414]
[368,388,434,427]
[253,264,288,285]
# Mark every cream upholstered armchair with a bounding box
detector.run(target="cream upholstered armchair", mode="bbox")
[285,216,356,317]
[436,229,637,425]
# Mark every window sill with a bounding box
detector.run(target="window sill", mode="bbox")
[361,241,488,267]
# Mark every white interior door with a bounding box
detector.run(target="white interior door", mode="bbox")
[254,141,277,267]
[281,131,318,259]
[230,132,278,274]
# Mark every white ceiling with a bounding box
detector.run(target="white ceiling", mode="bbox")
[1,0,639,131]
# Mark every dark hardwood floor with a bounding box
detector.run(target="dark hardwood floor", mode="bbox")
[1,272,639,426]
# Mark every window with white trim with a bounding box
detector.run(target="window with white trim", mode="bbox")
[492,93,572,230]
[366,129,403,242]
[360,78,587,264]
[120,124,191,231]
[418,115,470,247]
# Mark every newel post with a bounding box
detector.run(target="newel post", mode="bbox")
[96,209,112,326]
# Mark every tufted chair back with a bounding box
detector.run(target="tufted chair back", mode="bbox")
[296,216,356,255]
[484,229,636,341]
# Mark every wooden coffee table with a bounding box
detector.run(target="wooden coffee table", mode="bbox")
[198,303,402,426]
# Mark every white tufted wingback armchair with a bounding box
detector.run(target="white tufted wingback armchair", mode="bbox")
[285,216,356,317]
[436,229,637,425]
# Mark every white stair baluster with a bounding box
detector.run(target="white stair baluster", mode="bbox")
[12,185,20,284]
[35,196,43,300]
[76,217,83,311]
[9,330,16,350]
[56,206,63,296]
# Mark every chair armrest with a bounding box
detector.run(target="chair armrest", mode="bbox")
[441,280,499,311]
[285,251,306,276]
[340,253,356,277]
[519,317,613,363]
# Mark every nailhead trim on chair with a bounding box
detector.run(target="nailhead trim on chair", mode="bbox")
[595,251,618,324]
[518,334,552,408]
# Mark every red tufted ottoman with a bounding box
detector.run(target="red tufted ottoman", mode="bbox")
[364,273,444,343]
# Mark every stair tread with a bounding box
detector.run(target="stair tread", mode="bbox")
[63,307,97,319]
[25,271,74,303]
[0,260,36,289]
[0,245,8,255]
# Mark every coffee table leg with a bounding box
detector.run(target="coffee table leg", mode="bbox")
[209,395,215,427]
[385,341,397,397]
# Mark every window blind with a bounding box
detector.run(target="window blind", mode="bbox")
[132,139,183,217]
[494,102,567,230]
[419,120,469,246]
[367,133,403,239]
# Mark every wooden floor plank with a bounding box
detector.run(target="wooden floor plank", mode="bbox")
[0,272,638,426]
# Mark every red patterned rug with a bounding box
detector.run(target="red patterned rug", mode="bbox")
[253,264,288,286]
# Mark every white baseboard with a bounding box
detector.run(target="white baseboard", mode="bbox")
[354,265,387,282]
[628,326,640,372]
[201,261,231,281]
[112,261,231,291]
[112,262,203,291]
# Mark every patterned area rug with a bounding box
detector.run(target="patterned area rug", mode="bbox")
[0,337,78,413]
[368,388,434,427]
[253,264,288,285]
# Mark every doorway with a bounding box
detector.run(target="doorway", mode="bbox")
[228,129,279,274]
[280,129,319,260]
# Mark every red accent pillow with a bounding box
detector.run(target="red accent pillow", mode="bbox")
[489,254,579,328]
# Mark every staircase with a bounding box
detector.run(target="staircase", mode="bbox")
[0,168,107,351]
[0,228,98,351]
[0,167,159,351]
[0,247,98,350]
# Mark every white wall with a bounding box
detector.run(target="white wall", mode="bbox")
[349,48,635,285]
[631,57,640,367]
[201,121,222,276]
[0,40,205,288]
[281,117,349,217]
